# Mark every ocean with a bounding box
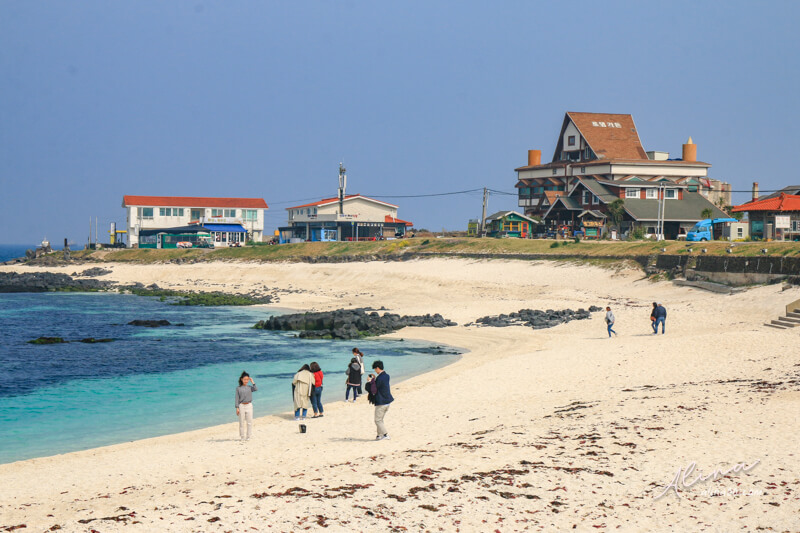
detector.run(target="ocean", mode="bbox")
[0,244,38,263]
[0,292,460,464]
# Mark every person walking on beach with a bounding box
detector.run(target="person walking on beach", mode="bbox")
[310,361,324,418]
[654,303,667,334]
[650,302,658,334]
[352,348,365,394]
[346,357,362,402]
[292,364,314,420]
[235,371,257,441]
[370,360,394,440]
[605,306,617,337]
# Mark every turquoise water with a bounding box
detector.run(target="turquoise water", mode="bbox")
[0,292,460,464]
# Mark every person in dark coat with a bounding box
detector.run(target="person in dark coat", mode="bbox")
[345,357,361,402]
[371,360,394,440]
[654,303,667,334]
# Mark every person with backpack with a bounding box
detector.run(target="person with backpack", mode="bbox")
[369,360,394,440]
[345,357,362,402]
[352,348,365,394]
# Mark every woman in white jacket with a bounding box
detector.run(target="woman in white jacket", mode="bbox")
[292,364,314,420]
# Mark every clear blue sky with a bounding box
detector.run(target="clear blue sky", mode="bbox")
[2,1,799,244]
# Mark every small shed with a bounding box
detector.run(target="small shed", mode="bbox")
[484,211,538,238]
[578,210,607,239]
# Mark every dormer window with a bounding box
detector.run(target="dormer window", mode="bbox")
[568,135,576,146]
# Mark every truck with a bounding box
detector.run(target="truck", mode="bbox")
[685,218,738,242]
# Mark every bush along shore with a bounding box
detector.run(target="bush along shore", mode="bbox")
[254,308,458,340]
[467,306,604,329]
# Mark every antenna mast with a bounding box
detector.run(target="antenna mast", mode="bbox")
[338,162,347,215]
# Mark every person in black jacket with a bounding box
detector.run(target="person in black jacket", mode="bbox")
[371,360,394,440]
[345,357,361,402]
[654,303,667,334]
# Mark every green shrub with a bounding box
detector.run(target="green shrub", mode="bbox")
[550,242,560,248]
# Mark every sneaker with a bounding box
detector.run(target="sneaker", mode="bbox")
[375,435,383,440]
[294,417,300,421]
[381,434,390,440]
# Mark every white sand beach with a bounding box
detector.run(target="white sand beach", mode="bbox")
[0,258,798,531]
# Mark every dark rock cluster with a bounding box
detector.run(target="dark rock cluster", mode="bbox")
[0,272,112,292]
[254,308,457,340]
[127,319,174,327]
[73,267,113,277]
[469,306,603,329]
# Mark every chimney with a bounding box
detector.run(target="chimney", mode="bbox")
[527,149,541,166]
[752,182,759,201]
[682,137,697,162]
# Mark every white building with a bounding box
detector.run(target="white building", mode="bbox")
[280,194,412,242]
[122,195,268,248]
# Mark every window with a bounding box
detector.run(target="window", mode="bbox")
[243,209,258,221]
[139,207,153,219]
[211,209,223,217]
[665,189,677,199]
[582,190,591,204]
[626,188,640,199]
[191,209,202,220]
[645,188,657,199]
[584,147,592,160]
[737,227,744,237]
[568,135,576,146]
[519,187,531,195]
[592,195,599,205]
[175,208,184,216]
[224,209,237,217]
[534,186,544,194]
[552,168,557,175]
[159,208,167,216]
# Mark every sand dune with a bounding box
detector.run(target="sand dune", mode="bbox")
[0,258,798,531]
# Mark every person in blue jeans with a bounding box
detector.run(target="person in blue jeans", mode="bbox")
[605,307,617,337]
[654,303,667,334]
[309,361,324,418]
[650,302,658,333]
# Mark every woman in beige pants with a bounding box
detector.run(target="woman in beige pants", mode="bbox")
[235,371,257,441]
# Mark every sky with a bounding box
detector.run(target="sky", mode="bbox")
[2,1,800,244]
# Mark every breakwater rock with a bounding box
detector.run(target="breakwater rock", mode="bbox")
[469,306,603,329]
[254,308,457,339]
[0,272,112,293]
[128,319,174,327]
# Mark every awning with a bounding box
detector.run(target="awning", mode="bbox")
[138,225,211,236]
[203,224,247,232]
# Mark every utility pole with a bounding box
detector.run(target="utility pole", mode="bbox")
[338,162,347,215]
[479,187,489,237]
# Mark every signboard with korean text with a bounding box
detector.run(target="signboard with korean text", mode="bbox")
[775,215,790,229]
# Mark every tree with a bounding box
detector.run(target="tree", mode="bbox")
[701,207,714,220]
[607,199,625,236]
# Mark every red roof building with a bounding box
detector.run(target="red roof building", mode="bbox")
[732,193,800,241]
[122,195,269,247]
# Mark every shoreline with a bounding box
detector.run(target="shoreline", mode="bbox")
[1,259,798,530]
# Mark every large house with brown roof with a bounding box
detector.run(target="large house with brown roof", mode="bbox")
[515,112,732,220]
[122,195,268,247]
[279,194,412,242]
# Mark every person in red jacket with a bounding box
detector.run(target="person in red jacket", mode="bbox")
[309,361,324,418]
